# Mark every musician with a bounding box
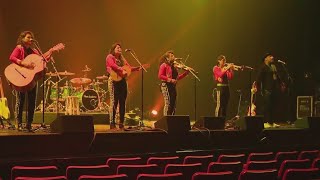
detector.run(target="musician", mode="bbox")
[106,43,141,129]
[213,55,234,117]
[253,53,280,128]
[158,50,189,115]
[9,31,52,132]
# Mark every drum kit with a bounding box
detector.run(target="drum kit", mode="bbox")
[39,65,109,113]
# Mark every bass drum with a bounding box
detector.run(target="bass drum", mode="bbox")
[76,89,99,111]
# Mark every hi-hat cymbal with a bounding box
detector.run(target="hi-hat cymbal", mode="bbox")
[45,72,59,76]
[70,78,92,86]
[58,71,75,76]
[96,75,109,80]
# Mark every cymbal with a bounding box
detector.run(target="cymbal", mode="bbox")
[96,75,109,80]
[58,71,75,76]
[82,69,91,72]
[70,78,92,86]
[45,72,59,76]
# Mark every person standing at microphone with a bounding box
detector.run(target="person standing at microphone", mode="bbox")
[252,53,281,128]
[9,31,53,132]
[158,50,189,116]
[213,55,234,117]
[106,43,141,130]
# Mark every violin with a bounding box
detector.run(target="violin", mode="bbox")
[173,61,196,73]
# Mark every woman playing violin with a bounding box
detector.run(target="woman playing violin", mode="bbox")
[213,55,234,117]
[158,50,189,115]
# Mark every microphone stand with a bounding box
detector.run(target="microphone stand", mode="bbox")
[179,61,200,121]
[280,63,294,123]
[126,50,147,128]
[32,41,60,130]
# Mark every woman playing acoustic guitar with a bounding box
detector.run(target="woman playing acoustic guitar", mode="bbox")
[9,31,57,132]
[106,43,142,130]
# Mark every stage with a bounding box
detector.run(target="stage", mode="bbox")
[1,116,319,161]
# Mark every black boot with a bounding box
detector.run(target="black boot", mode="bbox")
[110,121,116,129]
[26,123,35,133]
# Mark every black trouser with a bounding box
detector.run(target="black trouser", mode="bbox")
[15,85,37,125]
[261,89,276,124]
[214,86,230,117]
[109,79,127,125]
[160,82,177,115]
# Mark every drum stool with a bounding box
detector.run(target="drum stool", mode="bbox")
[65,96,80,115]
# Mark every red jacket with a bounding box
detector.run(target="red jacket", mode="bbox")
[158,63,188,82]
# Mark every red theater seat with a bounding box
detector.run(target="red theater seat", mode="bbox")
[78,174,128,180]
[117,164,160,179]
[137,173,183,180]
[66,164,112,180]
[192,171,234,180]
[238,169,278,180]
[147,156,180,173]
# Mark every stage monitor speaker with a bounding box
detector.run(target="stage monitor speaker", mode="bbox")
[50,115,94,133]
[243,116,264,132]
[193,116,225,130]
[295,116,320,131]
[154,115,191,134]
[308,117,320,131]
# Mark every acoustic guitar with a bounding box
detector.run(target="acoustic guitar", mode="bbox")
[4,43,65,92]
[0,76,10,119]
[109,64,150,82]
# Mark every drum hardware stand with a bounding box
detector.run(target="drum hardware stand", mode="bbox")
[46,77,66,112]
[36,76,52,112]
[126,49,148,129]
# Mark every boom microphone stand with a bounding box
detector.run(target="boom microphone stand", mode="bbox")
[125,49,147,128]
[178,60,200,121]
[32,40,60,130]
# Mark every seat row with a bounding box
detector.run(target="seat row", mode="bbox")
[9,154,320,180]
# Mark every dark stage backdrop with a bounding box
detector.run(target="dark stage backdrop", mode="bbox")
[1,0,319,121]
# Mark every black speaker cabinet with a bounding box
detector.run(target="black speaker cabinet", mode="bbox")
[308,117,320,131]
[154,115,191,134]
[50,115,94,133]
[194,116,225,130]
[244,116,264,132]
[235,116,264,133]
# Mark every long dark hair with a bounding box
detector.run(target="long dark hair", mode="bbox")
[216,55,226,66]
[159,50,173,66]
[109,42,124,66]
[17,31,34,45]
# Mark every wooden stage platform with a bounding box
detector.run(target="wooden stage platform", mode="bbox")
[1,120,320,161]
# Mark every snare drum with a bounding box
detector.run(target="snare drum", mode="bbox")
[74,89,99,111]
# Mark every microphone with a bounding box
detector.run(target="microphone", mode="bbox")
[30,39,37,42]
[174,58,183,60]
[125,49,131,52]
[277,60,286,65]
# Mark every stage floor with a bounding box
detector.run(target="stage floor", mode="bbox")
[0,118,319,161]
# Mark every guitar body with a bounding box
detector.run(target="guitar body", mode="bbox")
[0,77,10,119]
[5,54,46,92]
[109,65,131,82]
[0,98,10,119]
[247,103,256,116]
[247,85,257,116]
